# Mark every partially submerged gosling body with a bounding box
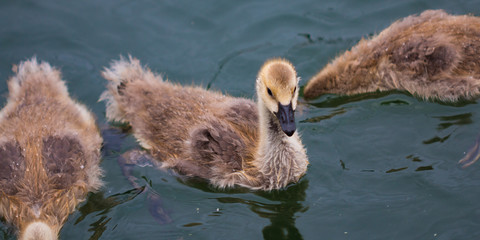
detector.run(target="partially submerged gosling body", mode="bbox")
[101,56,308,191]
[304,9,480,102]
[0,58,103,239]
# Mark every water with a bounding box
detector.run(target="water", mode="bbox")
[1,0,480,239]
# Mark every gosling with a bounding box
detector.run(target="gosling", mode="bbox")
[304,9,480,102]
[0,58,103,239]
[100,56,308,191]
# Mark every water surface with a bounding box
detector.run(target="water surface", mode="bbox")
[1,0,480,239]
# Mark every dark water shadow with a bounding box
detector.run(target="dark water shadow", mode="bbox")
[99,124,133,159]
[300,107,347,123]
[212,180,309,240]
[168,173,309,239]
[103,126,173,226]
[75,187,145,240]
[422,134,451,144]
[117,150,173,225]
[432,113,473,131]
[92,126,171,239]
[117,158,309,240]
[303,90,400,108]
[422,112,474,146]
[340,154,435,174]
[301,88,477,109]
[0,219,15,240]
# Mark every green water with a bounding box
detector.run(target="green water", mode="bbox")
[1,0,480,239]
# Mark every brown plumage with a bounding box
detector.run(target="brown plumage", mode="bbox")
[100,56,308,191]
[0,58,103,239]
[303,9,480,102]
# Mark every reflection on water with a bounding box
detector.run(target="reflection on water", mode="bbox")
[380,99,409,106]
[340,153,435,174]
[301,107,346,123]
[415,166,433,171]
[87,216,110,240]
[459,133,480,168]
[303,90,477,109]
[304,90,399,108]
[406,154,422,162]
[383,154,435,173]
[422,112,473,146]
[114,141,173,224]
[0,220,14,240]
[75,187,145,240]
[340,159,348,170]
[422,134,451,144]
[382,165,434,173]
[182,222,203,227]
[124,169,309,239]
[100,126,133,157]
[215,180,309,240]
[146,190,172,225]
[385,167,408,173]
[433,113,473,130]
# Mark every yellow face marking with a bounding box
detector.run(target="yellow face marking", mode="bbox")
[270,85,294,105]
[260,58,297,105]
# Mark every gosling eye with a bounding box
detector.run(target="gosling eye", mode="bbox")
[267,88,273,97]
[293,86,296,95]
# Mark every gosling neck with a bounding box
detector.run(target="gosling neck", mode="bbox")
[256,98,298,190]
[257,99,286,144]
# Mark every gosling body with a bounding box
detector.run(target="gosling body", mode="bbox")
[101,56,308,191]
[0,58,103,239]
[304,10,480,101]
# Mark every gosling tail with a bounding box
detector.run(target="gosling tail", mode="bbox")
[100,55,163,123]
[20,221,57,240]
[8,57,69,102]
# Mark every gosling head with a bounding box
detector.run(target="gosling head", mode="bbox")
[256,58,299,137]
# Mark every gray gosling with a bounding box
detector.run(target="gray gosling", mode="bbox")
[100,56,308,191]
[0,58,103,240]
[304,9,480,102]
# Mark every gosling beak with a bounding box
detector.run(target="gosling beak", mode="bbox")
[275,102,296,137]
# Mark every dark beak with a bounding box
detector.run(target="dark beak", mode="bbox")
[275,102,296,137]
